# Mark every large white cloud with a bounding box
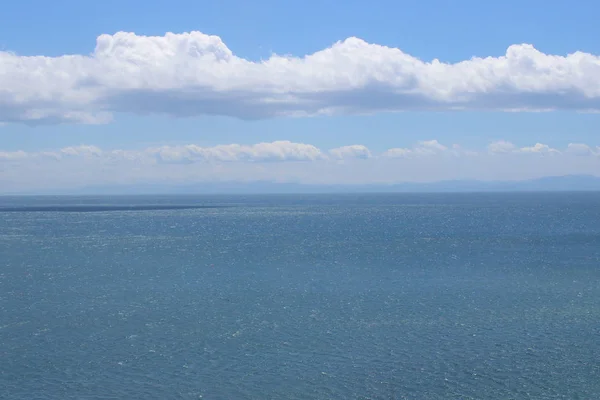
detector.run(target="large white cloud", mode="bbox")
[2,31,600,125]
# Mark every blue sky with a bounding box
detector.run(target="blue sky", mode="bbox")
[1,0,600,192]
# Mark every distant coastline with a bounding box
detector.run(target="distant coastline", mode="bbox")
[3,175,600,196]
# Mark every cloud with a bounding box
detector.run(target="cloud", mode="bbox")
[3,140,600,193]
[329,145,372,160]
[382,147,413,158]
[413,140,448,155]
[2,31,600,125]
[383,139,451,158]
[5,140,597,166]
[60,145,103,158]
[488,140,561,155]
[0,150,28,160]
[488,140,517,154]
[518,142,561,155]
[566,143,600,156]
[147,141,324,163]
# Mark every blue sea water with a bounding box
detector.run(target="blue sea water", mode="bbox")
[1,193,599,399]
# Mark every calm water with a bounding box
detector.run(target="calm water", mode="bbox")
[1,193,599,399]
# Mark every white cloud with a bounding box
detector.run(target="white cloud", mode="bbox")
[566,143,600,156]
[488,140,517,154]
[147,141,323,163]
[0,150,28,160]
[2,31,600,125]
[413,140,448,155]
[382,147,412,158]
[329,145,372,160]
[383,140,452,158]
[518,143,561,154]
[5,141,597,166]
[488,140,561,155]
[108,149,143,161]
[3,140,600,193]
[60,145,103,158]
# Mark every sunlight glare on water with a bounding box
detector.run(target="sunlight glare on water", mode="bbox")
[1,193,600,399]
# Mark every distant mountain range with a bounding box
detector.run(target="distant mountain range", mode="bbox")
[6,175,600,195]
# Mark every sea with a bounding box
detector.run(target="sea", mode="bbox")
[1,192,599,399]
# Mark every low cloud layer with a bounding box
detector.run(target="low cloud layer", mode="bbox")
[6,140,597,164]
[2,31,600,125]
[150,141,324,163]
[2,140,599,192]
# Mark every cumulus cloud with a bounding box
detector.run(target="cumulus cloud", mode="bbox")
[2,31,600,125]
[5,141,599,167]
[383,139,451,158]
[329,145,372,160]
[488,140,517,154]
[414,140,448,155]
[148,141,324,163]
[488,140,561,155]
[382,147,413,158]
[3,140,600,193]
[60,145,103,158]
[566,143,600,156]
[518,143,561,154]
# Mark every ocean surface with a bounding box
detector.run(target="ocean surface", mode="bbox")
[1,193,599,399]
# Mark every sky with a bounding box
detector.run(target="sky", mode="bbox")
[1,0,600,193]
